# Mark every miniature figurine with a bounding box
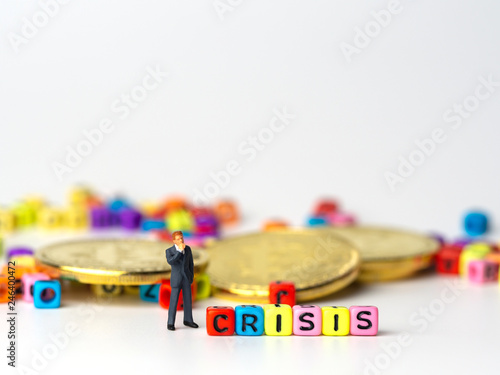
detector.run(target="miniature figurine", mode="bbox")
[165,230,198,330]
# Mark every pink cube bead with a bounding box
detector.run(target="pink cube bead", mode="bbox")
[349,306,378,336]
[468,260,499,283]
[22,273,50,302]
[326,212,356,226]
[292,305,322,336]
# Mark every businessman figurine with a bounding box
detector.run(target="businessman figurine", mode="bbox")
[166,231,198,331]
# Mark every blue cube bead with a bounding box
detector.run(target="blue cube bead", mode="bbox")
[141,219,166,231]
[464,211,489,237]
[34,280,61,308]
[108,198,130,212]
[307,216,328,227]
[139,284,160,302]
[235,305,264,336]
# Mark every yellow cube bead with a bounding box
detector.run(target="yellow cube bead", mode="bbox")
[166,209,194,232]
[140,201,160,217]
[68,186,93,206]
[90,284,124,297]
[0,209,15,234]
[10,256,36,268]
[38,207,63,230]
[63,207,89,230]
[464,243,492,256]
[124,285,140,295]
[263,304,293,336]
[23,195,45,221]
[194,272,211,300]
[460,246,490,277]
[12,202,36,227]
[322,306,350,336]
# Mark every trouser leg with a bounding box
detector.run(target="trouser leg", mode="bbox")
[181,280,193,323]
[168,286,181,325]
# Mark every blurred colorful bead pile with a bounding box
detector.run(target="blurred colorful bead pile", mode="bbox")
[0,185,241,307]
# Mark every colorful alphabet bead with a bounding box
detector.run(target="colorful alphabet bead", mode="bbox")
[214,201,239,226]
[269,281,296,306]
[306,216,328,227]
[63,206,89,229]
[464,211,489,237]
[313,199,338,216]
[322,306,350,336]
[12,202,36,227]
[0,209,16,234]
[349,306,378,336]
[0,274,8,303]
[262,219,289,231]
[118,208,143,230]
[194,273,211,300]
[468,260,499,283]
[293,305,322,336]
[34,280,61,308]
[90,284,124,297]
[206,306,235,336]
[263,304,293,336]
[436,245,463,275]
[139,283,161,302]
[7,247,34,259]
[167,209,194,232]
[38,207,63,230]
[460,244,491,277]
[158,280,196,310]
[235,305,264,336]
[22,273,50,302]
[90,207,114,228]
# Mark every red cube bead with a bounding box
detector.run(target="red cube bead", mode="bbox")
[313,199,338,217]
[269,281,296,306]
[436,245,462,275]
[206,306,235,336]
[158,280,196,310]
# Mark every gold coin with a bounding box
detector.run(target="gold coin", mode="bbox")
[35,238,209,285]
[206,229,360,302]
[324,226,439,281]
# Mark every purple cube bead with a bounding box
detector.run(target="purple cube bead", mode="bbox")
[90,207,113,228]
[118,208,142,230]
[7,247,34,259]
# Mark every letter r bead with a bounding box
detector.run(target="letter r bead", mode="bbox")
[206,306,235,336]
[349,306,378,336]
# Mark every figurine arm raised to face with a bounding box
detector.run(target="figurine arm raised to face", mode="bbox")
[166,248,182,265]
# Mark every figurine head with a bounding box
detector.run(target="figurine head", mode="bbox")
[172,231,184,246]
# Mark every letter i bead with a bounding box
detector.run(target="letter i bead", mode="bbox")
[206,306,235,336]
[321,306,350,336]
[263,304,293,336]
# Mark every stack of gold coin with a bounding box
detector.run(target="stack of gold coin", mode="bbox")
[206,228,360,303]
[35,239,209,285]
[323,226,440,282]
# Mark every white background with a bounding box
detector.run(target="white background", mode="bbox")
[1,1,500,374]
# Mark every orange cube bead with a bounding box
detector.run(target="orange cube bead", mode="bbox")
[214,200,239,226]
[262,219,289,231]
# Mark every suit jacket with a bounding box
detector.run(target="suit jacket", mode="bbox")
[166,245,194,288]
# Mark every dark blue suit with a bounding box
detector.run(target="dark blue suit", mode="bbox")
[166,244,194,325]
